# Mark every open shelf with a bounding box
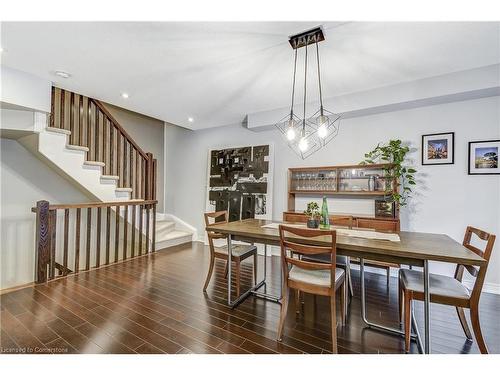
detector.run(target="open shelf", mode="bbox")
[286,163,400,229]
[289,190,388,196]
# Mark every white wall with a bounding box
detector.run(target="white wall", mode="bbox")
[0,138,90,289]
[0,66,52,112]
[248,64,500,130]
[165,96,500,291]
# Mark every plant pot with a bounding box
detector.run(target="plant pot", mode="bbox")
[306,219,319,229]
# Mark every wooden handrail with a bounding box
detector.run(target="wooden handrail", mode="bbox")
[31,200,157,212]
[91,99,148,160]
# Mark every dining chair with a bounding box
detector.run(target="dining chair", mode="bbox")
[399,226,496,353]
[203,211,258,297]
[277,224,346,353]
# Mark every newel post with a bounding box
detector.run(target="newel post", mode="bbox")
[34,200,50,283]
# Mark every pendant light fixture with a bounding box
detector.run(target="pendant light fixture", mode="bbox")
[275,27,341,159]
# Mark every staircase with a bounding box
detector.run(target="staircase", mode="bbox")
[155,219,193,250]
[19,126,134,201]
[1,87,194,250]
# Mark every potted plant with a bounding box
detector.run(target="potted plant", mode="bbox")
[360,139,417,206]
[304,202,321,228]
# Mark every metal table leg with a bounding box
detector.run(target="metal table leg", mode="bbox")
[423,259,431,354]
[227,234,232,306]
[250,244,282,303]
[226,239,280,308]
[360,258,423,353]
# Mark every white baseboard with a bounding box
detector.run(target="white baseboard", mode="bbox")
[462,280,500,295]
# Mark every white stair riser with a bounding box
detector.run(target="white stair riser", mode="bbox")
[100,178,118,186]
[82,164,104,172]
[155,235,192,250]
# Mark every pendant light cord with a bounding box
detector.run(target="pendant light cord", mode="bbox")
[302,39,308,133]
[290,46,298,117]
[315,38,324,112]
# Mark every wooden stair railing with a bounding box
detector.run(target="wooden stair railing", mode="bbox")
[32,199,157,284]
[50,87,157,201]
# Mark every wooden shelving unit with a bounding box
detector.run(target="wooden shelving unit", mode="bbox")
[285,163,400,231]
[289,190,388,196]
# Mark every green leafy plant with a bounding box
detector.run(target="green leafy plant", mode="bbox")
[304,201,321,219]
[360,139,417,206]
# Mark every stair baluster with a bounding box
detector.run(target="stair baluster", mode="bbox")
[32,200,157,283]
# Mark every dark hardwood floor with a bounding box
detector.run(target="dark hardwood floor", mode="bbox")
[1,241,499,354]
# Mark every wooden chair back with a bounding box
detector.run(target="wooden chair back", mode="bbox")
[204,211,228,252]
[455,226,496,302]
[279,225,338,290]
[204,210,228,226]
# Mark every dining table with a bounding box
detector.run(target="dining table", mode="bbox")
[206,218,486,354]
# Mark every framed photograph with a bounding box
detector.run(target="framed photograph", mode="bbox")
[375,199,395,218]
[422,132,454,165]
[468,140,500,175]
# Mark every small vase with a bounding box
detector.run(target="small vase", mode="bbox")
[307,218,319,229]
[320,196,330,230]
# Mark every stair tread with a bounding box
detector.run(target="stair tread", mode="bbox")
[115,187,132,192]
[84,160,105,166]
[101,175,119,180]
[66,144,89,152]
[46,127,71,135]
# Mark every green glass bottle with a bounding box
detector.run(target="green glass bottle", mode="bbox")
[320,196,330,230]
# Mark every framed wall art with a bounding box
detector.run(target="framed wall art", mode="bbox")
[422,132,454,165]
[468,140,500,175]
[206,144,274,222]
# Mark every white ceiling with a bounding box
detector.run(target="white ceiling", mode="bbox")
[1,22,499,130]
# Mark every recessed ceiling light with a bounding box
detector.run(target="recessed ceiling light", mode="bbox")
[121,93,129,99]
[54,71,71,79]
[188,117,194,123]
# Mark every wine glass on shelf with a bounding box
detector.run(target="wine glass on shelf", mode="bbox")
[306,172,313,190]
[294,172,300,191]
[300,172,306,190]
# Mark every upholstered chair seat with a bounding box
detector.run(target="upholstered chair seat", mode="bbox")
[400,269,471,300]
[215,244,257,257]
[289,266,345,287]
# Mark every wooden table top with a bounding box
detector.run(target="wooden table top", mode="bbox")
[208,219,486,267]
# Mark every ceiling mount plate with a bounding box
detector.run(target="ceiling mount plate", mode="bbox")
[288,27,325,49]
